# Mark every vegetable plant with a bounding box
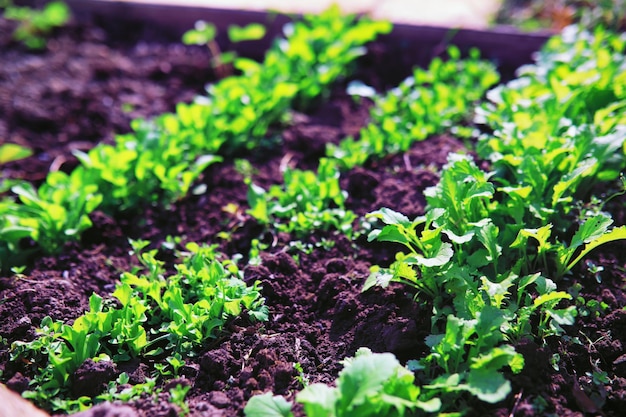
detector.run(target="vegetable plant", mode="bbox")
[182,20,267,78]
[328,47,499,169]
[258,4,392,109]
[244,348,441,417]
[10,240,267,412]
[2,0,70,49]
[0,143,32,164]
[246,23,625,415]
[361,24,626,413]
[246,158,356,238]
[0,6,390,271]
[0,171,102,272]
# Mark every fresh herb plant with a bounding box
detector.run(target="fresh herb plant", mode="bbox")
[244,348,441,417]
[10,240,267,412]
[328,47,499,169]
[182,20,267,78]
[0,6,390,271]
[0,143,32,164]
[246,158,356,238]
[2,0,70,49]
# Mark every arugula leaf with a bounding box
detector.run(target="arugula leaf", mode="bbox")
[245,393,295,417]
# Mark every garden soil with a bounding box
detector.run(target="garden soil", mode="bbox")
[1,14,626,417]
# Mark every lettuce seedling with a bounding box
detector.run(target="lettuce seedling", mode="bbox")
[73,117,222,212]
[244,348,441,417]
[0,143,32,164]
[261,4,392,109]
[10,240,267,411]
[182,20,267,78]
[247,158,357,238]
[2,0,70,49]
[0,170,102,272]
[328,47,499,169]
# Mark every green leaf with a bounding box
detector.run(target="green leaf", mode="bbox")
[552,158,598,207]
[336,352,398,410]
[362,267,394,292]
[414,242,453,267]
[566,225,626,271]
[570,214,613,250]
[43,1,70,26]
[443,229,475,244]
[244,393,294,417]
[297,384,337,417]
[533,291,571,308]
[476,222,501,264]
[228,23,266,43]
[548,305,577,326]
[0,143,33,164]
[465,368,511,403]
[367,208,411,226]
[510,224,552,253]
[368,224,409,245]
[182,21,216,45]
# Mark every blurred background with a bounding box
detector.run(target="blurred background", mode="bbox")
[118,0,626,31]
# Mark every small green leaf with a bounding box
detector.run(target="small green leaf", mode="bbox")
[182,21,216,45]
[228,23,266,43]
[466,368,511,403]
[0,143,33,164]
[297,384,337,417]
[43,1,70,26]
[367,208,411,226]
[244,393,294,417]
[570,214,613,249]
[566,225,626,271]
[415,242,453,267]
[533,291,571,308]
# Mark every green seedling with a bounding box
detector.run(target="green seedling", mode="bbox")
[328,47,499,169]
[183,20,266,79]
[0,170,102,272]
[245,348,441,417]
[247,158,356,238]
[10,240,267,412]
[0,143,32,164]
[2,0,70,49]
[169,384,191,416]
[96,373,158,404]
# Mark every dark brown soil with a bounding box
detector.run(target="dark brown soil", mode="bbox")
[1,12,625,417]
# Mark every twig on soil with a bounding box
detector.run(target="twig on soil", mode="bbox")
[508,388,523,417]
[279,152,295,173]
[403,153,412,171]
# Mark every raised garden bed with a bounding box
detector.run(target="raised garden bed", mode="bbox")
[1,2,625,417]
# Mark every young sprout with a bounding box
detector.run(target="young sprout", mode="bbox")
[182,20,266,79]
[3,0,70,49]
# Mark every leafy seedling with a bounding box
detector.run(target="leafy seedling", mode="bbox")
[3,0,70,49]
[182,20,266,78]
[0,143,32,164]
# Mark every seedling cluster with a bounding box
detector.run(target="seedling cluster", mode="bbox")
[1,4,625,417]
[247,158,356,238]
[246,20,626,417]
[11,241,267,411]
